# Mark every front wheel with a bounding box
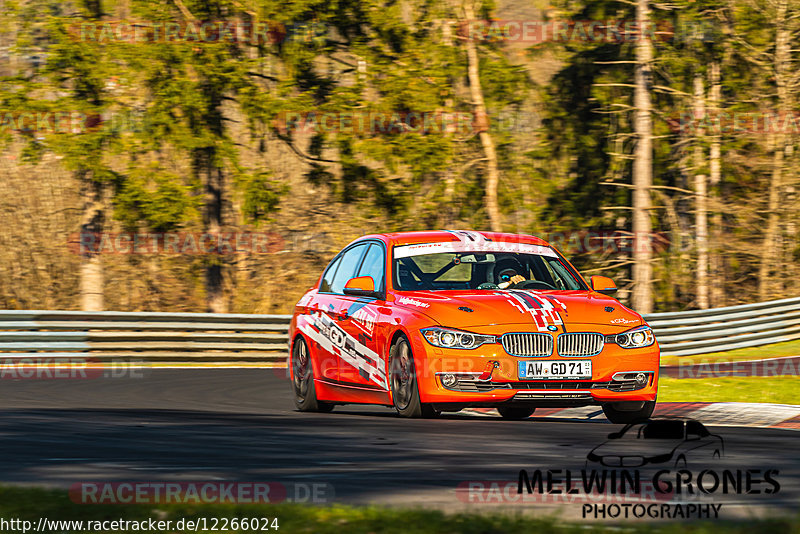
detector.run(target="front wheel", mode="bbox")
[291,337,334,413]
[602,400,655,424]
[390,336,438,418]
[498,406,536,420]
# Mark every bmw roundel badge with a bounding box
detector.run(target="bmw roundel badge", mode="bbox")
[547,325,558,332]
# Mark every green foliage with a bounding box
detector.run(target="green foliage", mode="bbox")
[113,165,199,232]
[3,0,533,236]
[1,485,799,533]
[4,0,798,311]
[659,376,800,405]
[237,171,287,225]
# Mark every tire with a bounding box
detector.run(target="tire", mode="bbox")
[602,400,655,424]
[390,335,439,418]
[498,406,536,420]
[291,337,334,413]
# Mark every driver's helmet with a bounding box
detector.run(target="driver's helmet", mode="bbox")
[493,257,525,284]
[498,268,519,284]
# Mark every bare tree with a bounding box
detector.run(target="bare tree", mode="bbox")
[79,177,105,311]
[632,0,654,313]
[694,73,709,309]
[708,60,724,307]
[463,1,502,232]
[757,0,792,300]
[198,150,227,313]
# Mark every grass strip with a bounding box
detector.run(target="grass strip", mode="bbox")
[658,376,800,405]
[0,486,798,533]
[660,339,800,367]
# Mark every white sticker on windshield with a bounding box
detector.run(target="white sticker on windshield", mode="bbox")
[393,241,558,259]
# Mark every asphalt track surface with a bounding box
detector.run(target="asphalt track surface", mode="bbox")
[1,369,798,518]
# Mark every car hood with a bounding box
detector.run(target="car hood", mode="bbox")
[390,290,643,329]
[590,439,684,458]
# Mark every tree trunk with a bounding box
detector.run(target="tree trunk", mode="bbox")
[79,177,104,311]
[463,1,502,232]
[631,0,654,313]
[693,73,709,309]
[708,60,724,307]
[196,148,227,313]
[759,137,785,301]
[758,0,790,301]
[441,167,456,227]
[2,1,18,77]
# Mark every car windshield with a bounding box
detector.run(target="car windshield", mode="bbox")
[392,249,586,292]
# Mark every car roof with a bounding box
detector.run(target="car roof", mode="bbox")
[355,230,553,248]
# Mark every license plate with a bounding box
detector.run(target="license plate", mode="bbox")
[518,360,592,380]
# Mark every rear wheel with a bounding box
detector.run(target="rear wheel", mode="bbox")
[291,337,334,413]
[390,336,439,418]
[498,406,536,420]
[602,400,655,424]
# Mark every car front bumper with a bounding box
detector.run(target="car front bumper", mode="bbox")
[409,328,659,407]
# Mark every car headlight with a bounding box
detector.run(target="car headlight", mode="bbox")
[610,326,655,349]
[421,327,496,350]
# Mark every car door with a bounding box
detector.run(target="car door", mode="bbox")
[336,242,389,390]
[299,254,342,382]
[314,242,370,382]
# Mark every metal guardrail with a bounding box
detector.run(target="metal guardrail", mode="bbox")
[0,310,291,363]
[0,296,798,362]
[644,297,800,357]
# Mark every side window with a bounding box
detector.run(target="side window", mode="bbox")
[357,243,386,292]
[526,255,559,288]
[329,243,369,294]
[320,255,342,293]
[544,258,581,290]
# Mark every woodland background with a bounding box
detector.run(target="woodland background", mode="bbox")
[0,0,797,314]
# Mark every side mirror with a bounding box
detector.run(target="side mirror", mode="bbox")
[591,275,617,295]
[343,276,381,298]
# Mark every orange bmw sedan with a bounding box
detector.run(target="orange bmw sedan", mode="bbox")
[289,230,659,422]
